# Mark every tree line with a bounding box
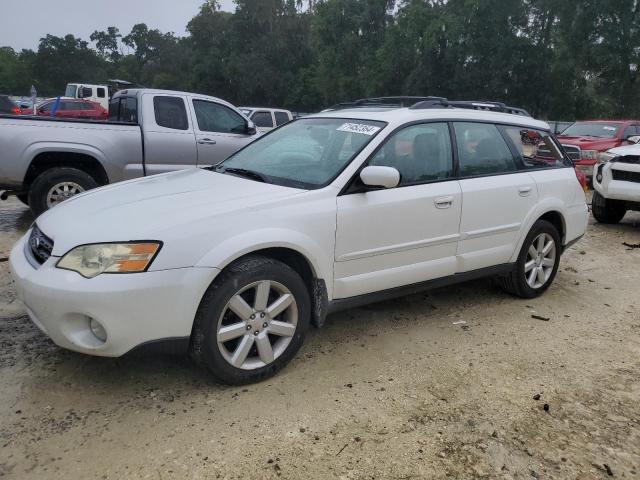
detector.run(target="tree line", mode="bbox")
[0,0,638,120]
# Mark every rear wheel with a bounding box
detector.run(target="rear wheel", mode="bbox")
[497,220,561,298]
[190,255,310,385]
[592,191,626,224]
[28,167,98,216]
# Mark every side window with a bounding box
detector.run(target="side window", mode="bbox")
[61,101,78,111]
[623,125,638,138]
[153,96,188,130]
[122,97,138,123]
[274,111,290,126]
[251,111,274,128]
[454,122,516,177]
[193,100,246,133]
[369,122,453,185]
[502,126,570,168]
[97,88,106,98]
[39,102,52,113]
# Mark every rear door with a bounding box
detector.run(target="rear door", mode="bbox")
[334,122,462,298]
[190,98,258,167]
[454,122,538,272]
[142,94,198,175]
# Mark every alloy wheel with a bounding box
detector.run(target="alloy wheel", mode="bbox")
[46,181,85,208]
[216,280,298,370]
[524,233,556,289]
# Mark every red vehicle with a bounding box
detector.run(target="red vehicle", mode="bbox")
[557,120,640,177]
[30,97,108,121]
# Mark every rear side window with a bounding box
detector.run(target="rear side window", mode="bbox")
[97,88,106,98]
[154,96,188,130]
[502,126,571,168]
[193,100,246,133]
[274,111,290,126]
[454,122,516,177]
[252,111,274,128]
[108,97,138,123]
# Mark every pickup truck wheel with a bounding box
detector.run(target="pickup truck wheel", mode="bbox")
[16,194,29,206]
[28,168,98,216]
[497,220,561,299]
[592,191,626,224]
[190,255,310,385]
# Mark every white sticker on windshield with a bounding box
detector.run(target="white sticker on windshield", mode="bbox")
[337,123,381,136]
[603,126,616,131]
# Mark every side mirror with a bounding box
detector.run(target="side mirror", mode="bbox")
[246,120,257,135]
[360,166,400,189]
[626,135,640,144]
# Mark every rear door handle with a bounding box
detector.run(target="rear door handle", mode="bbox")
[198,138,217,145]
[518,186,533,196]
[435,196,454,209]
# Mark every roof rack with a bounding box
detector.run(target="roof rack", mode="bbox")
[324,96,446,111]
[410,98,530,117]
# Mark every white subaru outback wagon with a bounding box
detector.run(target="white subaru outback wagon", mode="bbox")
[10,99,589,384]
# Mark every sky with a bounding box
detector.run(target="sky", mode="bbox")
[0,0,236,51]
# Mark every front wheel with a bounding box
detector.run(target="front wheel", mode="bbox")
[592,191,626,224]
[190,256,310,385]
[497,220,561,298]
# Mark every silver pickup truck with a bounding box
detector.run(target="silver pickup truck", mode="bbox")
[0,88,259,215]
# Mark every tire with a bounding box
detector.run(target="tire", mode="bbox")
[28,167,99,216]
[16,194,28,206]
[190,255,310,385]
[592,191,626,224]
[497,220,561,299]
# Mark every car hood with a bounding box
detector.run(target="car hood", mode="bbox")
[556,136,618,149]
[37,168,306,256]
[605,144,640,156]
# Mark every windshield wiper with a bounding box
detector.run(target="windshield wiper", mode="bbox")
[219,167,267,183]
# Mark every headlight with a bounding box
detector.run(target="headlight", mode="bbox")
[597,152,615,164]
[581,150,598,161]
[57,242,161,278]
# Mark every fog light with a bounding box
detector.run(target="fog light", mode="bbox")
[596,173,602,182]
[89,318,107,342]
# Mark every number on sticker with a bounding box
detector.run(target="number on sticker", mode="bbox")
[337,123,381,136]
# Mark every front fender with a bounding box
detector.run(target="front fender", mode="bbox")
[195,228,334,299]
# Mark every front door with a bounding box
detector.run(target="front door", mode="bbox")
[334,122,462,299]
[190,99,259,168]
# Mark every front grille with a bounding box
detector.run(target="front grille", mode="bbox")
[613,155,640,165]
[612,169,640,183]
[561,144,581,161]
[28,225,54,265]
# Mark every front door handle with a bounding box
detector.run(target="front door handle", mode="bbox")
[518,186,533,196]
[435,196,454,209]
[198,138,217,145]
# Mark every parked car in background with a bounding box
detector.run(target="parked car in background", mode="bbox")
[0,95,22,115]
[239,107,293,132]
[556,120,640,178]
[592,137,640,223]
[9,97,588,384]
[33,98,108,121]
[65,83,110,110]
[0,89,259,215]
[547,121,572,135]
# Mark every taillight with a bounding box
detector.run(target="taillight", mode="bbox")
[11,106,20,115]
[574,167,588,192]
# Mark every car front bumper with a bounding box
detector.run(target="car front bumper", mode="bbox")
[9,233,218,357]
[593,162,640,203]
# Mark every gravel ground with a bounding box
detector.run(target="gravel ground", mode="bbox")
[0,197,638,480]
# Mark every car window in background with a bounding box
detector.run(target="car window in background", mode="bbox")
[97,88,106,98]
[502,126,571,168]
[274,112,290,126]
[251,111,274,128]
[454,122,517,177]
[109,97,138,123]
[562,122,620,138]
[64,85,77,97]
[39,102,52,113]
[370,122,453,185]
[239,108,252,116]
[220,118,386,188]
[193,100,246,133]
[154,96,188,130]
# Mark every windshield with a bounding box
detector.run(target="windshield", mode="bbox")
[218,118,386,188]
[65,84,78,98]
[562,122,621,138]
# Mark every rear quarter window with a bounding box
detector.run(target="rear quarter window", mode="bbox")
[153,96,188,130]
[501,126,571,169]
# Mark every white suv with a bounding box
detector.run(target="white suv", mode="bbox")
[10,100,588,384]
[592,141,640,223]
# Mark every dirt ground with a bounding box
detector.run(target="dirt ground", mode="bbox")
[0,196,638,480]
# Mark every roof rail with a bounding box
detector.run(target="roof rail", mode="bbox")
[410,98,530,117]
[324,96,447,111]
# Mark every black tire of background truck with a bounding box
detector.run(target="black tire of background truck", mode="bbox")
[592,191,627,224]
[27,167,99,217]
[496,219,562,299]
[16,194,29,206]
[190,255,310,385]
